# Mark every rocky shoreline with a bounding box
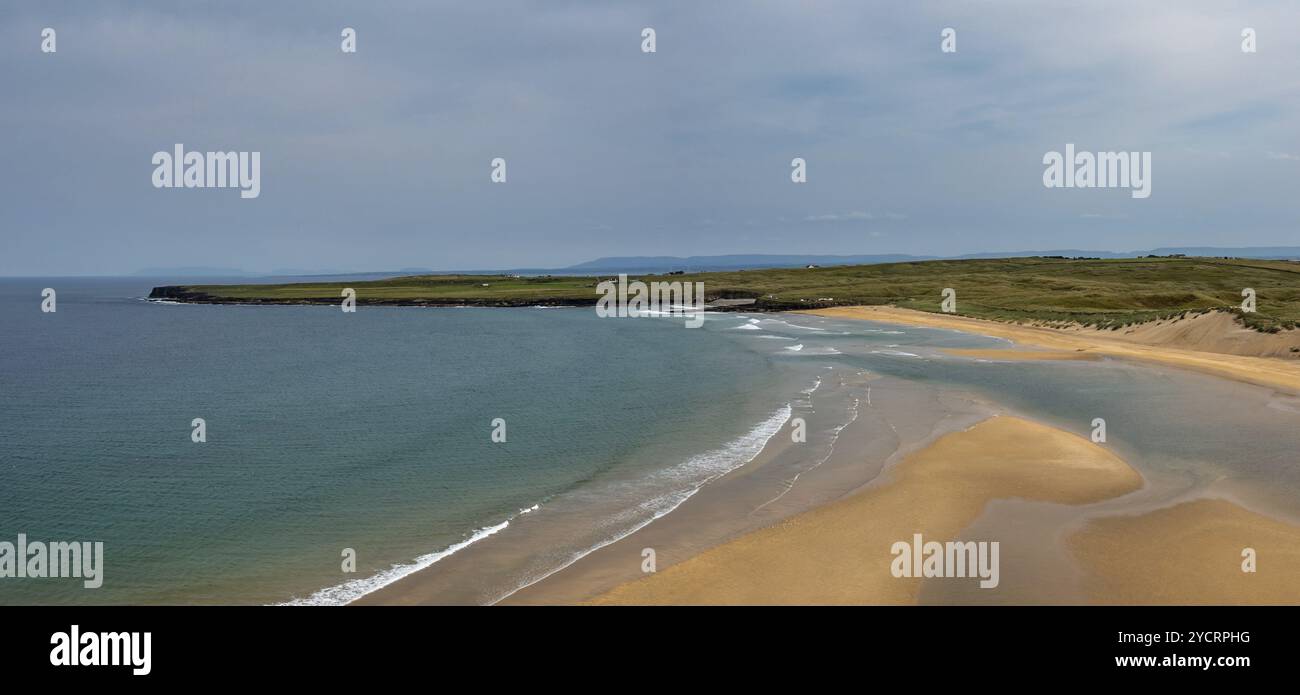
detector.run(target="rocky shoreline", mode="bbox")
[148,286,596,308]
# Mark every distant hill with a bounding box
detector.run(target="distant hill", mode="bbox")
[561,247,1300,273]
[133,267,255,277]
[134,247,1300,279]
[950,250,1133,260]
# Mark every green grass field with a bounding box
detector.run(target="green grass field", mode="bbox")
[151,256,1300,332]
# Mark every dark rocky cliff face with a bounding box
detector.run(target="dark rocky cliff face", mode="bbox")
[148,286,216,301]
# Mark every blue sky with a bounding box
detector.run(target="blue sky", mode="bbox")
[3,1,1299,274]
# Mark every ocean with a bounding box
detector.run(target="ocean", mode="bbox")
[3,277,1298,604]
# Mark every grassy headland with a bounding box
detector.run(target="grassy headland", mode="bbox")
[150,256,1300,332]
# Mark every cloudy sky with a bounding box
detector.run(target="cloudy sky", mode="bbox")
[3,1,1299,275]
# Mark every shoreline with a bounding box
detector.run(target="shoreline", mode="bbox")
[559,309,1300,605]
[353,397,811,606]
[348,306,1300,606]
[357,367,1001,605]
[145,293,600,309]
[500,375,996,605]
[803,306,1300,393]
[583,415,1300,605]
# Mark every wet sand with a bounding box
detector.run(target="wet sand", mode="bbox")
[1069,498,1300,604]
[586,416,1142,604]
[497,372,996,605]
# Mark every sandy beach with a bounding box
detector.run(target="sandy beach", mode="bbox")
[941,348,1100,361]
[803,306,1300,393]
[585,415,1300,606]
[587,416,1141,604]
[579,307,1300,606]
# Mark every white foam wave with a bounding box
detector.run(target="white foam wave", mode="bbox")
[870,349,922,358]
[489,404,792,604]
[793,347,842,356]
[762,319,826,331]
[802,376,823,395]
[278,506,536,606]
[756,394,863,512]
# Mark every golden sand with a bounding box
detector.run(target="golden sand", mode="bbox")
[1069,499,1300,605]
[588,416,1142,605]
[803,306,1300,393]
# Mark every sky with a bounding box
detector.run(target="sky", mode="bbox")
[2,0,1299,275]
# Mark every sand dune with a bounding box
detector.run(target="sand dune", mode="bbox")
[1065,310,1300,359]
